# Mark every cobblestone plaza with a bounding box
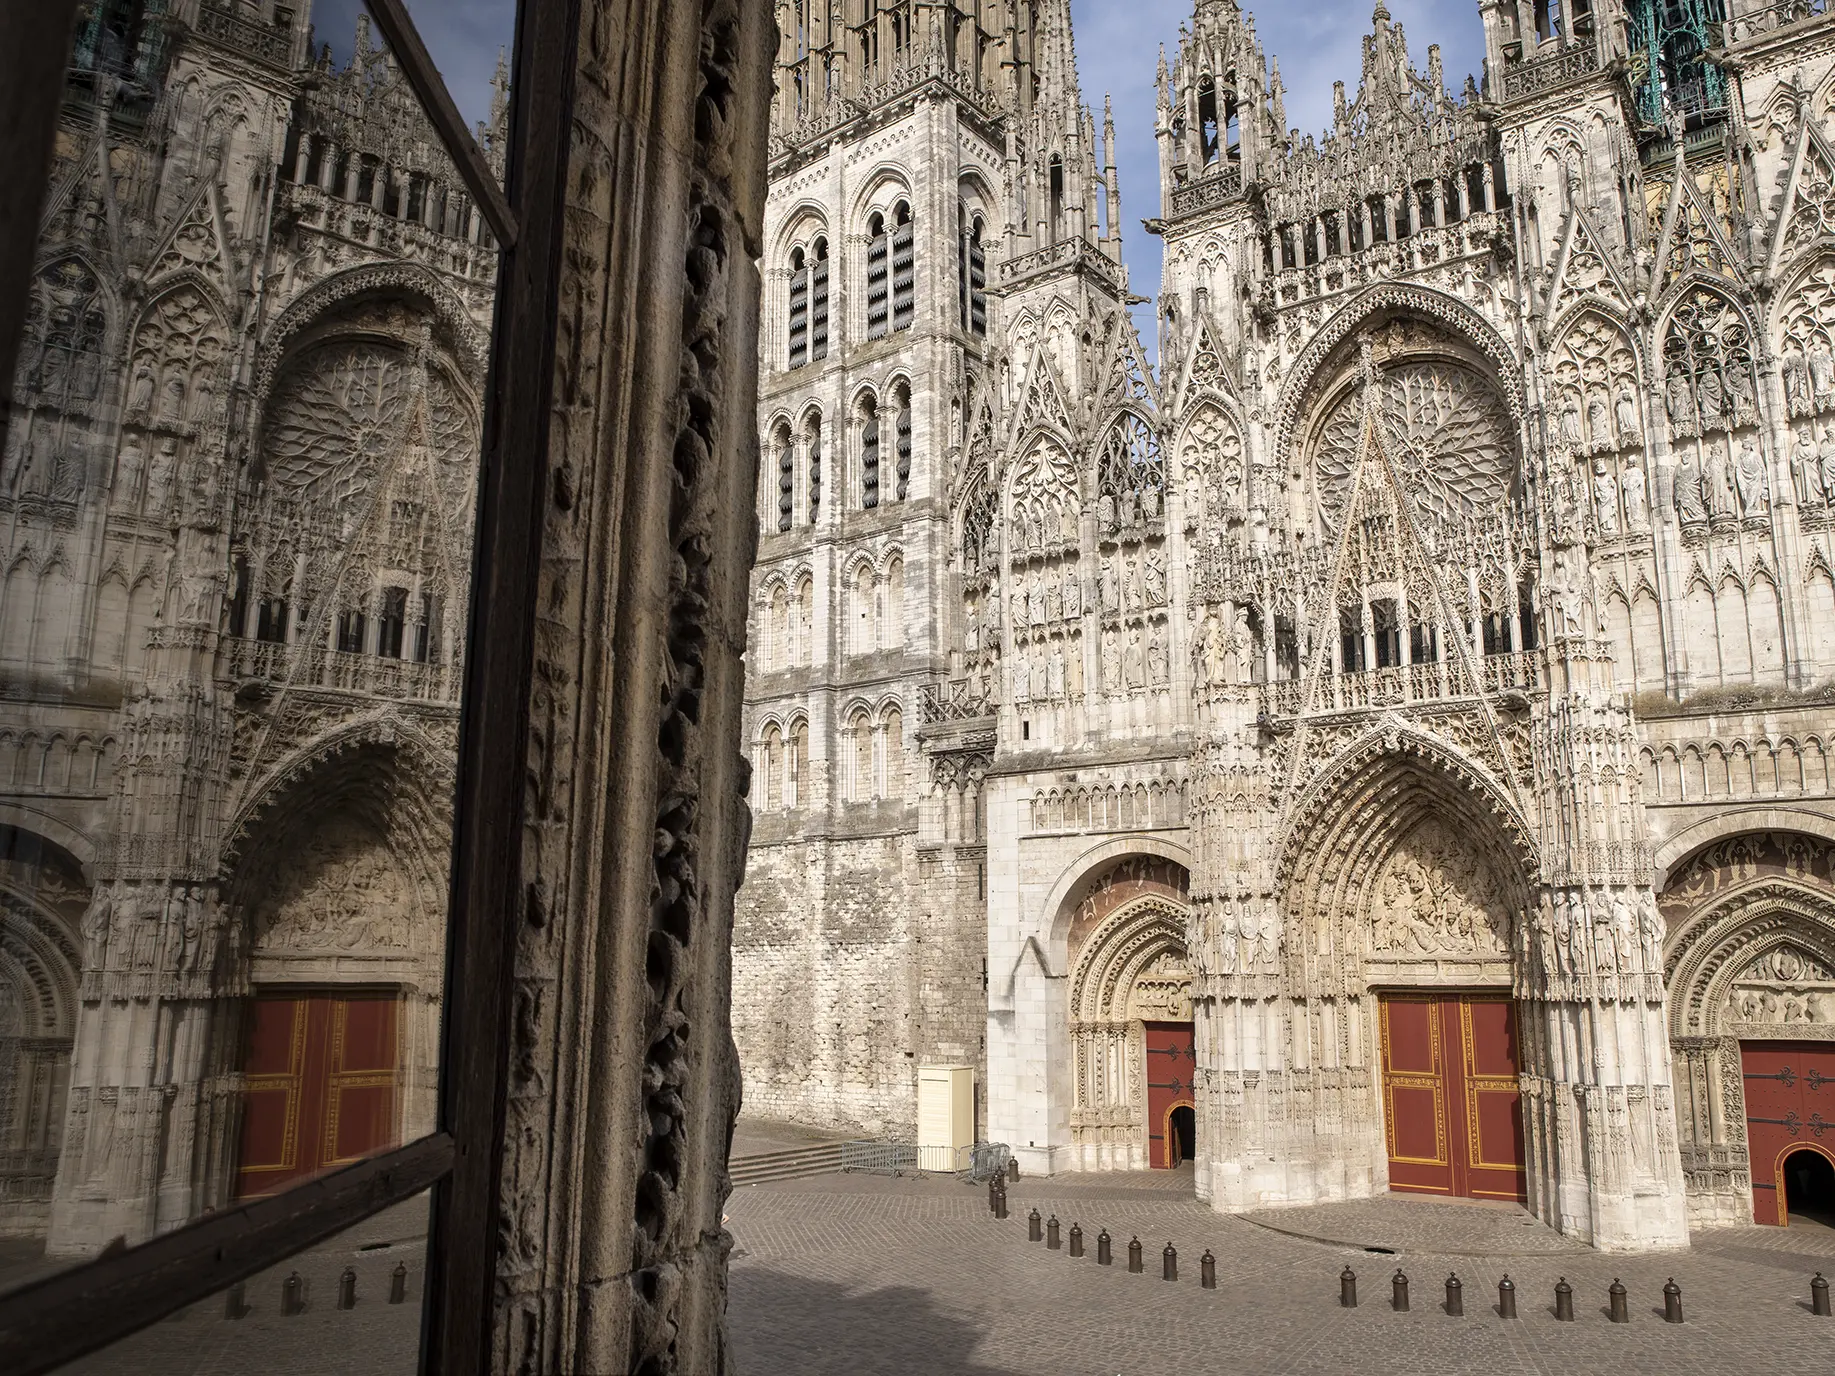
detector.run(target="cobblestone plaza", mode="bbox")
[20,1164,1835,1374]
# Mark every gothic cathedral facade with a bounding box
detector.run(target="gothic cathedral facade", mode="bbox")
[738,0,1835,1250]
[0,3,499,1251]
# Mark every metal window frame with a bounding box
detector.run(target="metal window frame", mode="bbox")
[0,0,568,1370]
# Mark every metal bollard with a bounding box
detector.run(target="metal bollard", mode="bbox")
[337,1267,357,1311]
[1815,1272,1832,1317]
[1608,1278,1629,1323]
[1663,1277,1682,1324]
[282,1271,304,1317]
[1028,1208,1042,1242]
[1007,1158,1020,1184]
[1097,1229,1113,1266]
[1340,1266,1358,1308]
[1127,1236,1144,1274]
[987,1176,1000,1214]
[995,1182,1009,1220]
[1391,1269,1410,1312]
[1497,1274,1517,1319]
[1068,1222,1084,1257]
[1162,1243,1177,1282]
[1445,1273,1463,1317]
[1047,1215,1061,1249]
[389,1262,408,1305]
[224,1281,246,1321]
[1554,1277,1574,1322]
[1200,1250,1216,1290]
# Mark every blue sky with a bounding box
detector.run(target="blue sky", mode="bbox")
[307,0,1486,351]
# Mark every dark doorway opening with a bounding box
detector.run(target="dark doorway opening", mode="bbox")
[1783,1149,1835,1225]
[1169,1105,1196,1167]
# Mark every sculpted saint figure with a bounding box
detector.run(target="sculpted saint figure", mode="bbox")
[1812,338,1835,408]
[1146,627,1168,685]
[1062,567,1081,619]
[1621,461,1648,531]
[1697,366,1725,429]
[1029,577,1046,626]
[1047,644,1065,698]
[1558,394,1584,452]
[1673,451,1706,522]
[1785,348,1811,414]
[1144,549,1167,607]
[1729,365,1757,427]
[1101,628,1120,687]
[1665,371,1695,432]
[1586,394,1611,451]
[1820,427,1835,502]
[1593,463,1619,535]
[1796,427,1824,505]
[128,363,156,416]
[1706,441,1736,519]
[1124,628,1144,688]
[1100,557,1119,613]
[1615,383,1639,444]
[1735,437,1769,515]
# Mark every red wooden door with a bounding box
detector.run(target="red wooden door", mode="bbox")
[1379,993,1526,1202]
[1742,1040,1835,1224]
[1144,1021,1196,1168]
[236,992,400,1199]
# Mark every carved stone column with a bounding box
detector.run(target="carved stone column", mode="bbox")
[422,2,774,1372]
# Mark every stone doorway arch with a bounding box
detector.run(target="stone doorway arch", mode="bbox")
[1066,892,1192,1171]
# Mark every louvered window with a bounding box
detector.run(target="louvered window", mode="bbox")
[788,248,809,368]
[776,430,794,531]
[861,401,880,509]
[895,392,912,500]
[810,238,830,360]
[960,216,986,336]
[866,213,890,339]
[807,417,822,522]
[891,203,915,332]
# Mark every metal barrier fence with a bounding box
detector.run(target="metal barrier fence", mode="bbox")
[836,1139,1010,1180]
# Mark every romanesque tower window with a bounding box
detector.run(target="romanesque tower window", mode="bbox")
[893,381,912,500]
[806,410,823,522]
[866,212,891,338]
[810,237,830,359]
[849,710,873,799]
[774,421,794,531]
[960,213,987,336]
[860,393,881,508]
[788,248,810,368]
[891,202,915,332]
[788,718,808,807]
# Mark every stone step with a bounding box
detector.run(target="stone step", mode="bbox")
[728,1143,851,1187]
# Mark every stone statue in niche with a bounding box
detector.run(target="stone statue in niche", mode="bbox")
[1122,554,1141,612]
[1047,643,1065,698]
[1028,576,1046,626]
[1045,578,1061,624]
[1030,647,1046,700]
[1144,549,1167,607]
[1735,437,1769,515]
[1697,366,1725,431]
[1096,492,1116,535]
[1615,383,1639,445]
[1593,461,1618,536]
[1705,441,1734,519]
[127,363,155,417]
[1124,627,1144,688]
[1785,349,1811,414]
[1820,427,1835,503]
[1730,366,1757,428]
[1622,462,1648,531]
[1010,587,1027,631]
[1557,394,1584,454]
[1637,893,1664,974]
[1062,567,1081,619]
[1586,393,1611,452]
[1101,627,1119,687]
[964,601,980,652]
[1100,557,1118,614]
[1673,449,1706,523]
[1147,626,1167,686]
[1812,338,1835,410]
[1666,371,1695,433]
[1059,500,1077,545]
[1795,428,1824,505]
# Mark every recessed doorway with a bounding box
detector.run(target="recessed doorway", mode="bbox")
[1167,1105,1196,1167]
[1782,1149,1835,1227]
[1145,1020,1196,1169]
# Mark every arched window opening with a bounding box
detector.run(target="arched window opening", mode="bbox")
[415,592,440,664]
[227,554,250,638]
[788,718,808,807]
[851,712,873,800]
[891,201,915,332]
[894,384,912,500]
[960,210,987,336]
[866,211,890,339]
[378,586,408,659]
[1197,80,1220,165]
[1225,89,1241,162]
[1519,580,1540,652]
[761,725,783,811]
[256,592,290,645]
[860,393,881,509]
[1339,606,1366,673]
[1373,599,1402,669]
[336,607,367,655]
[882,557,904,650]
[805,412,823,524]
[852,564,876,655]
[788,246,810,368]
[880,706,903,796]
[774,422,794,531]
[1049,157,1066,238]
[1535,0,1562,42]
[810,237,830,360]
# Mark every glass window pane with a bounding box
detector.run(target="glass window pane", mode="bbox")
[50,1194,429,1374]
[0,0,509,1289]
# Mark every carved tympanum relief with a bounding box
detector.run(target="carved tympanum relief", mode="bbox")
[1312,359,1515,530]
[251,812,418,953]
[1368,816,1513,956]
[1726,944,1835,1025]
